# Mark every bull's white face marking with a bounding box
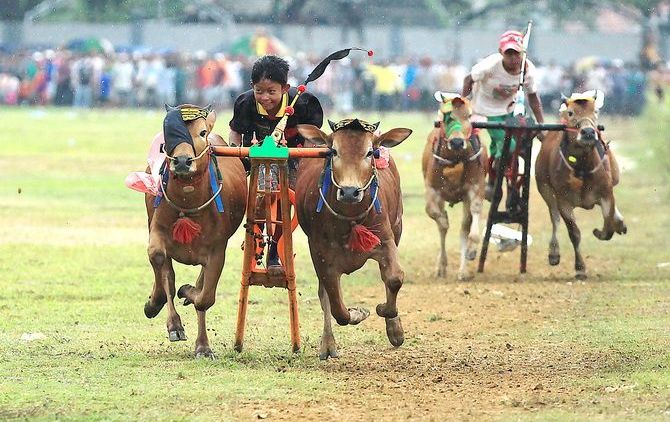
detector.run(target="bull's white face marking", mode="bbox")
[331,132,375,190]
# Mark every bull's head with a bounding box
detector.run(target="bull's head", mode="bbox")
[164,104,215,178]
[298,120,412,203]
[434,91,473,155]
[560,90,604,149]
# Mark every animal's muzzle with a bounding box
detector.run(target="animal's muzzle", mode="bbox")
[578,127,597,145]
[337,186,364,203]
[173,155,194,174]
[449,137,465,150]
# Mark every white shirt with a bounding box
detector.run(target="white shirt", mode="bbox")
[470,53,537,116]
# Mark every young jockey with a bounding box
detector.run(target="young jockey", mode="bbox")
[461,30,545,199]
[228,55,324,267]
[229,55,324,162]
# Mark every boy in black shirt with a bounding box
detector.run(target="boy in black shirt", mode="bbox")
[229,55,323,152]
[228,55,324,267]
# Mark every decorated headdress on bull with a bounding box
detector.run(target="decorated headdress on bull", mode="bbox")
[433,91,474,139]
[163,104,213,155]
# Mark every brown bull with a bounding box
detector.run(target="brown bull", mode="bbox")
[535,92,627,280]
[422,93,487,280]
[295,119,412,360]
[143,105,246,357]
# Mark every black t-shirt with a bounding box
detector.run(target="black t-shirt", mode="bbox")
[229,87,324,148]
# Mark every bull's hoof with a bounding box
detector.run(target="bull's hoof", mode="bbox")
[177,284,193,306]
[347,307,370,325]
[548,254,560,266]
[385,316,404,347]
[319,335,339,360]
[168,330,187,342]
[593,228,613,241]
[617,223,628,235]
[144,299,165,319]
[195,347,216,360]
[575,271,587,281]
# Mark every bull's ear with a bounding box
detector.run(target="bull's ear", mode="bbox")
[376,128,412,148]
[297,124,330,147]
[205,108,217,132]
[593,90,605,110]
[560,93,569,104]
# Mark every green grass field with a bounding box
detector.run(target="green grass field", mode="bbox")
[0,104,668,421]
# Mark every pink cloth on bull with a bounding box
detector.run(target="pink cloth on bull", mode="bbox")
[374,145,391,169]
[124,133,166,195]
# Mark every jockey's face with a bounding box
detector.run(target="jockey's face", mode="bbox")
[253,78,290,116]
[500,49,522,74]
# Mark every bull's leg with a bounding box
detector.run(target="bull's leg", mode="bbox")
[375,242,405,347]
[194,310,214,359]
[458,191,482,281]
[594,195,627,240]
[148,241,186,341]
[317,281,338,360]
[177,247,226,312]
[144,262,168,319]
[311,249,369,327]
[424,187,449,278]
[538,183,561,266]
[177,247,227,357]
[558,204,586,280]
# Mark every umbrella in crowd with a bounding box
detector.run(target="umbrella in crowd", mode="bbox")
[228,33,290,57]
[66,38,114,54]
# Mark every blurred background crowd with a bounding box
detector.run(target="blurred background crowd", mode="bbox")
[2,0,670,117]
[1,47,666,116]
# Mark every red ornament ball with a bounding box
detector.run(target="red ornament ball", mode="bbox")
[367,50,374,57]
[297,84,306,93]
[284,106,295,115]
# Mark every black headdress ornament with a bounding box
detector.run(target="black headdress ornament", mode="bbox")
[328,118,380,134]
[162,104,212,154]
[303,47,372,85]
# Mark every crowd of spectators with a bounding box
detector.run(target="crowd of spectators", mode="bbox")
[0,48,666,116]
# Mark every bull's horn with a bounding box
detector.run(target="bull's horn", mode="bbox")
[164,104,177,112]
[328,119,337,132]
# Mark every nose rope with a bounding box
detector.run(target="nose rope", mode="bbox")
[317,153,381,221]
[165,143,211,162]
[558,131,609,178]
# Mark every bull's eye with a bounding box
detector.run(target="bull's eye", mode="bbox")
[567,111,574,117]
[366,150,373,158]
[199,130,207,138]
[330,148,338,157]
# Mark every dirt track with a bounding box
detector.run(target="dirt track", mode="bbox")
[233,257,637,420]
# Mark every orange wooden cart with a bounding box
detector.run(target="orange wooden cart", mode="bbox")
[213,134,329,353]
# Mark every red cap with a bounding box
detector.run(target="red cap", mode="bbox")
[297,84,306,93]
[499,30,523,52]
[284,106,295,116]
